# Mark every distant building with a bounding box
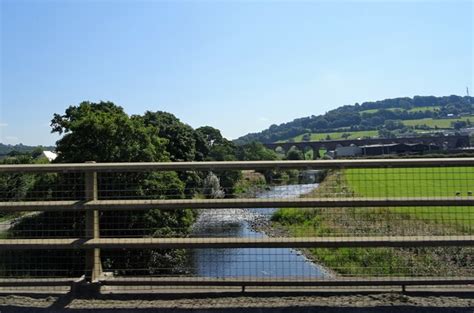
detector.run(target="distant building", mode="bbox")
[37,151,57,162]
[460,127,474,136]
[360,143,440,156]
[335,144,362,157]
[360,144,398,156]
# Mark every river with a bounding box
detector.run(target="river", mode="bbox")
[189,184,330,278]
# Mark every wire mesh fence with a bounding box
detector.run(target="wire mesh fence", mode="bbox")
[0,159,473,292]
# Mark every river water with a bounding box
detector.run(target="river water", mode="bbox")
[190,184,330,278]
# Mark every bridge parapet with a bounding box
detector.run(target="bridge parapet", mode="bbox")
[0,158,473,292]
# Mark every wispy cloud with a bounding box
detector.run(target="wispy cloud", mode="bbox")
[0,123,8,127]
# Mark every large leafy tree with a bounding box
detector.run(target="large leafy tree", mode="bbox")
[3,102,195,277]
[50,101,190,229]
[195,126,236,161]
[140,111,196,162]
[51,102,168,163]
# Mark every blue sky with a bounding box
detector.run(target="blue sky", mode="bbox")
[1,0,472,146]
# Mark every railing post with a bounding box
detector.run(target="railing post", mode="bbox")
[85,161,102,283]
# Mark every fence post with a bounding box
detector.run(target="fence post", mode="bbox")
[85,161,102,283]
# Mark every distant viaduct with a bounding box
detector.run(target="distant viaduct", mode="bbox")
[262,135,470,157]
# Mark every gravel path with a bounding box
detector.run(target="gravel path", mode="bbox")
[0,292,473,313]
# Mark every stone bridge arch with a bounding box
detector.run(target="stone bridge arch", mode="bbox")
[302,145,315,160]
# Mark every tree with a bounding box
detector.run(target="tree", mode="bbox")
[236,142,279,184]
[0,156,35,203]
[12,101,195,276]
[51,102,168,163]
[236,142,278,161]
[384,120,404,131]
[141,111,196,162]
[195,126,224,148]
[286,147,304,160]
[378,128,396,139]
[195,126,240,194]
[203,172,225,199]
[30,147,44,159]
[140,111,202,196]
[452,120,468,130]
[50,100,192,203]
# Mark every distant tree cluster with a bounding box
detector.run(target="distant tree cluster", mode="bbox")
[0,143,54,156]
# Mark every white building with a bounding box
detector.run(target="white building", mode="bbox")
[39,151,57,162]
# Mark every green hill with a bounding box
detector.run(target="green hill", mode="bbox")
[235,95,473,144]
[0,143,55,156]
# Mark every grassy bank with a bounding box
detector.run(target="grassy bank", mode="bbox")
[272,168,474,276]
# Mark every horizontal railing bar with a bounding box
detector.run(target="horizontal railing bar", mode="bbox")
[0,277,472,288]
[1,236,473,249]
[1,197,473,212]
[0,158,473,173]
[0,238,87,249]
[100,276,474,287]
[86,197,474,210]
[0,200,83,212]
[0,277,81,287]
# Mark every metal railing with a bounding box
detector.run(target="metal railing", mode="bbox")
[0,158,473,292]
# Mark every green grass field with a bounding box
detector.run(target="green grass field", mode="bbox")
[359,108,379,114]
[408,106,440,113]
[345,167,474,198]
[359,108,402,114]
[345,167,474,227]
[402,115,474,128]
[282,130,379,142]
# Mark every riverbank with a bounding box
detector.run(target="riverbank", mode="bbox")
[270,170,474,277]
[250,213,338,278]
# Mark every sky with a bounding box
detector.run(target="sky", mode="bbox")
[0,0,473,146]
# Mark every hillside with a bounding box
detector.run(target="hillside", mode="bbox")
[0,143,55,156]
[235,95,474,144]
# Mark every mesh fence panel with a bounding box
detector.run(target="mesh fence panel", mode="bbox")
[0,160,473,291]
